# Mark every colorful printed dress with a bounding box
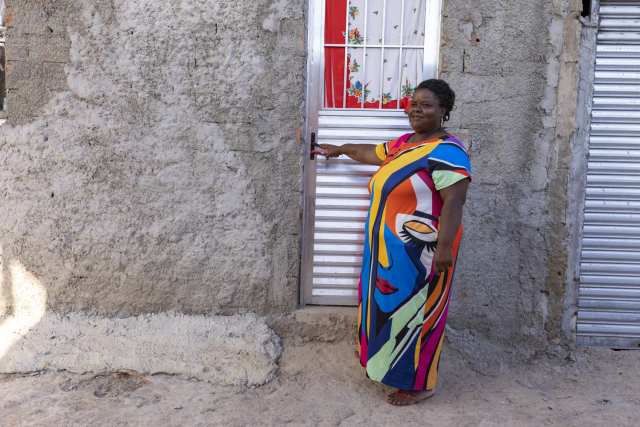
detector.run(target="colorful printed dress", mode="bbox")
[357,132,471,391]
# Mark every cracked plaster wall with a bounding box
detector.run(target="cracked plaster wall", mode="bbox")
[0,0,305,316]
[440,0,582,355]
[0,0,583,354]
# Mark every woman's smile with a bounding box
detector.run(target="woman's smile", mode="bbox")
[406,88,448,136]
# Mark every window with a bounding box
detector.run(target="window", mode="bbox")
[323,0,435,110]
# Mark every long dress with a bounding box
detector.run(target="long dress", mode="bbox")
[357,132,472,391]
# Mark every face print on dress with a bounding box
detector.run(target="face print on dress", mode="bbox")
[373,174,438,314]
[397,212,438,268]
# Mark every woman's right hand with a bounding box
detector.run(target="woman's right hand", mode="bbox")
[311,143,382,165]
[312,144,342,158]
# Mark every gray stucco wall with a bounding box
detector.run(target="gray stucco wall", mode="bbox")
[0,0,305,316]
[440,0,582,353]
[0,0,581,353]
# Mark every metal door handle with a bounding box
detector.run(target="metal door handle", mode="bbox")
[310,131,317,160]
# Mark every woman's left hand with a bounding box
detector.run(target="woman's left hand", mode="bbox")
[433,243,453,273]
[433,179,469,273]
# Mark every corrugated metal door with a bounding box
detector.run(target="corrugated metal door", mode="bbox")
[308,111,411,305]
[301,0,443,305]
[577,0,640,347]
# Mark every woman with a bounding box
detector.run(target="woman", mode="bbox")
[314,79,471,406]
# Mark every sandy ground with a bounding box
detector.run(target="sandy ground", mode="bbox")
[1,340,639,427]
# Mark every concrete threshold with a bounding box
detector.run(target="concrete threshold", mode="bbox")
[269,305,358,345]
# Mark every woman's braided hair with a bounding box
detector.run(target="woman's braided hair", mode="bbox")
[415,79,455,122]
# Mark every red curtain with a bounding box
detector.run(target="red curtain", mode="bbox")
[323,0,418,110]
[324,0,347,108]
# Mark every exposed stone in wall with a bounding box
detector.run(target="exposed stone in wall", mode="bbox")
[0,0,305,315]
[3,0,72,123]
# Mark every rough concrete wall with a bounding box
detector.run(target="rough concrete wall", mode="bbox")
[1,0,70,122]
[0,0,305,316]
[546,0,583,347]
[563,4,599,343]
[0,0,584,358]
[440,0,581,355]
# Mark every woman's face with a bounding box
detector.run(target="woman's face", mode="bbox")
[407,89,445,134]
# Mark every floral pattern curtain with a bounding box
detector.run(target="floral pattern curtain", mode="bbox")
[324,0,427,109]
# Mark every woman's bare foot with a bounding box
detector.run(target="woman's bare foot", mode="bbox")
[387,389,435,406]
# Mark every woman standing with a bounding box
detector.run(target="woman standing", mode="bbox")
[315,79,471,405]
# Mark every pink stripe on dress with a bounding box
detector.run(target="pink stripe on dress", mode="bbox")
[413,304,449,389]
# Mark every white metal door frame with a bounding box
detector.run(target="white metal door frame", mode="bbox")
[300,0,323,306]
[301,0,444,306]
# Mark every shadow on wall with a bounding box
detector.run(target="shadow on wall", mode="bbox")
[0,246,280,385]
[0,244,47,361]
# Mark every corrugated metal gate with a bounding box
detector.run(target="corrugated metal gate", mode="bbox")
[307,111,411,305]
[577,0,640,347]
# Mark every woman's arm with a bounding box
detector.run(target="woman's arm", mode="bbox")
[313,143,382,165]
[434,179,469,272]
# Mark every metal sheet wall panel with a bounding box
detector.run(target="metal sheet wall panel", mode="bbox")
[578,0,640,347]
[310,110,412,305]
